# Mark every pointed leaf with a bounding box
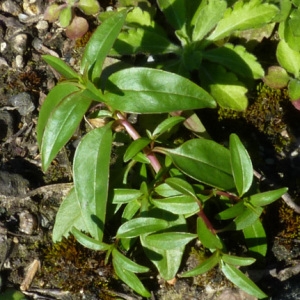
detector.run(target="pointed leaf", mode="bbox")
[41,91,92,171]
[52,187,88,242]
[232,206,263,230]
[104,67,216,113]
[113,258,151,297]
[208,0,278,41]
[192,0,227,41]
[248,187,288,207]
[243,219,267,257]
[289,78,300,101]
[165,177,196,197]
[112,189,143,204]
[181,251,220,277]
[156,139,235,191]
[144,232,196,250]
[201,64,248,111]
[37,83,79,148]
[123,137,151,162]
[216,201,245,220]
[116,217,169,238]
[81,9,127,81]
[157,0,186,30]
[230,133,253,197]
[276,39,300,78]
[197,217,223,249]
[122,200,141,222]
[152,195,199,215]
[42,55,79,79]
[72,227,111,251]
[152,116,185,137]
[203,43,264,80]
[59,6,72,27]
[74,124,112,241]
[112,248,149,273]
[154,183,182,197]
[221,262,267,298]
[221,254,255,266]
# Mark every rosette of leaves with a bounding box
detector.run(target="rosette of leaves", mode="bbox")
[106,0,279,111]
[264,0,300,110]
[44,0,100,39]
[38,9,287,299]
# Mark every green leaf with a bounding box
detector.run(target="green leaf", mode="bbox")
[73,124,112,241]
[221,262,267,298]
[221,254,255,266]
[59,6,72,27]
[52,187,88,242]
[192,0,227,41]
[201,64,248,111]
[289,78,300,101]
[104,67,216,113]
[152,116,185,137]
[157,0,186,30]
[165,177,196,198]
[112,189,143,204]
[41,90,92,171]
[181,251,220,277]
[263,66,290,89]
[216,201,245,220]
[144,232,196,250]
[72,227,111,251]
[113,257,151,298]
[248,187,288,207]
[197,217,223,250]
[37,83,79,149]
[156,139,235,191]
[279,18,300,52]
[116,217,169,238]
[123,137,151,162]
[112,248,149,273]
[276,39,300,78]
[154,183,182,197]
[232,206,263,230]
[229,133,253,197]
[151,195,199,215]
[78,0,100,15]
[42,55,79,79]
[80,9,127,82]
[243,219,267,257]
[203,43,264,80]
[122,200,141,222]
[0,288,27,300]
[208,0,278,41]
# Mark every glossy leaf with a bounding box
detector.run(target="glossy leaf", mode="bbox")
[112,189,143,204]
[192,0,227,41]
[73,124,112,241]
[80,9,127,81]
[165,177,196,198]
[112,256,151,298]
[52,187,88,242]
[112,248,149,273]
[152,116,185,137]
[37,83,79,148]
[288,78,300,101]
[59,6,72,27]
[197,217,223,250]
[116,217,169,238]
[201,64,248,111]
[216,201,245,220]
[221,262,267,298]
[232,206,263,230]
[144,232,196,250]
[221,254,255,266]
[42,55,79,79]
[154,183,182,197]
[41,90,92,171]
[123,138,151,162]
[156,139,235,191]
[104,68,216,113]
[243,219,267,257]
[248,187,288,207]
[276,39,300,78]
[181,251,220,277]
[152,195,199,215]
[122,200,141,222]
[207,0,278,41]
[229,133,253,197]
[157,0,186,30]
[72,227,111,251]
[203,43,264,80]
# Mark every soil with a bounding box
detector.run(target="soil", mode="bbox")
[0,1,300,300]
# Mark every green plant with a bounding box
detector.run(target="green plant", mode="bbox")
[105,0,279,111]
[38,8,287,299]
[44,0,100,39]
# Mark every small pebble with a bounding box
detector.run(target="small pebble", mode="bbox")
[11,33,27,55]
[19,210,38,235]
[15,54,24,68]
[1,0,22,16]
[9,92,35,116]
